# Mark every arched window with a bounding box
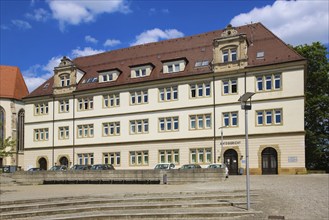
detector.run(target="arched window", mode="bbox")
[0,106,5,142]
[17,109,25,152]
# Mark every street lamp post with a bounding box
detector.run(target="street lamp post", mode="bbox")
[218,126,227,164]
[238,92,255,211]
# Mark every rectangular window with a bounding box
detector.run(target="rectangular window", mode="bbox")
[222,112,239,127]
[222,79,238,95]
[265,75,272,90]
[257,76,263,91]
[256,73,282,92]
[223,50,229,63]
[190,148,212,164]
[231,49,237,61]
[130,119,149,134]
[59,126,69,140]
[78,153,93,165]
[130,91,148,105]
[134,68,147,78]
[274,74,281,90]
[256,109,283,126]
[159,117,179,132]
[103,122,120,136]
[103,152,120,166]
[103,94,120,108]
[77,97,93,111]
[130,151,149,166]
[77,124,94,138]
[190,83,211,98]
[59,100,69,113]
[34,128,49,141]
[34,103,49,115]
[190,114,211,130]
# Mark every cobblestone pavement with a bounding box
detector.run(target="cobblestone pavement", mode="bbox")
[1,174,328,219]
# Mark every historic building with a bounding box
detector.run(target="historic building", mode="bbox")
[0,65,29,168]
[23,23,306,174]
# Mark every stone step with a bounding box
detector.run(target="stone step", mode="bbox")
[2,206,260,220]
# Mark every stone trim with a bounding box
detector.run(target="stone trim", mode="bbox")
[258,145,281,174]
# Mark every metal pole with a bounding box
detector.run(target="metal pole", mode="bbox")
[245,107,250,210]
[221,128,224,163]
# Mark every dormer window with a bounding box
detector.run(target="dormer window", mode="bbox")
[60,74,70,87]
[163,59,186,74]
[130,64,153,79]
[222,48,237,63]
[98,69,120,83]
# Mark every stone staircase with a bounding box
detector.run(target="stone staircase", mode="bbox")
[0,190,261,219]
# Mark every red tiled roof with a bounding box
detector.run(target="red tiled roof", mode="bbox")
[26,23,305,98]
[0,65,29,100]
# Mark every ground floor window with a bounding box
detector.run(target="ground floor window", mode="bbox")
[190,148,212,164]
[103,152,120,166]
[129,151,148,166]
[159,149,179,164]
[77,153,94,165]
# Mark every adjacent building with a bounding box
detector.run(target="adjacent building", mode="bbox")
[0,65,29,168]
[23,23,306,174]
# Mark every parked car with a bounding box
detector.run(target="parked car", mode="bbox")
[27,167,41,172]
[207,163,229,178]
[49,165,67,171]
[154,163,175,170]
[90,164,115,170]
[179,164,202,170]
[70,164,91,170]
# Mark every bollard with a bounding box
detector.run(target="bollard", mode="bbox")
[163,174,168,184]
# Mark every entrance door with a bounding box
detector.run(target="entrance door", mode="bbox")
[59,156,68,166]
[38,158,47,170]
[262,147,278,175]
[224,149,238,175]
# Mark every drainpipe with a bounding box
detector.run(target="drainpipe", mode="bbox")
[213,74,216,163]
[72,94,75,166]
[52,96,55,167]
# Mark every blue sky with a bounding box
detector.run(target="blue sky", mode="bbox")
[1,0,328,92]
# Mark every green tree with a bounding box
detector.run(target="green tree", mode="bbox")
[0,136,15,158]
[294,42,329,172]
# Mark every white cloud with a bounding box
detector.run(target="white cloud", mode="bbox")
[48,0,131,31]
[104,39,121,47]
[71,47,104,57]
[11,20,32,30]
[22,56,61,92]
[85,35,98,44]
[130,28,184,46]
[0,25,10,30]
[230,0,329,46]
[25,8,51,22]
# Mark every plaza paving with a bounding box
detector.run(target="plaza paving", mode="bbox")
[0,174,328,219]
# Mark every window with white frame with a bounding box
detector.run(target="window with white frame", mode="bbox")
[130,119,149,134]
[34,103,49,115]
[59,100,69,113]
[77,97,93,111]
[222,48,238,63]
[223,112,238,127]
[163,60,185,73]
[103,122,120,136]
[59,126,69,140]
[34,128,49,141]
[159,149,179,164]
[190,114,211,130]
[190,82,211,98]
[77,153,94,165]
[256,109,282,126]
[103,152,120,166]
[77,124,94,138]
[256,73,281,92]
[130,91,148,105]
[190,148,212,164]
[159,86,178,102]
[130,151,149,166]
[222,79,237,94]
[103,94,120,108]
[159,117,179,132]
[60,74,70,87]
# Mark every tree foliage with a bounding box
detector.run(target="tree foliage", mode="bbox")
[294,42,329,171]
[0,136,15,158]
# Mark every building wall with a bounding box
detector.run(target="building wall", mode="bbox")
[23,63,306,174]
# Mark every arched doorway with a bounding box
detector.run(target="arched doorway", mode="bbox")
[38,157,47,170]
[59,156,68,166]
[262,147,278,175]
[224,149,238,175]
